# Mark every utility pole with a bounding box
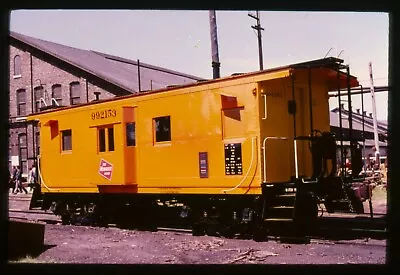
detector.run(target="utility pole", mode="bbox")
[248,11,264,70]
[369,62,380,168]
[209,10,220,79]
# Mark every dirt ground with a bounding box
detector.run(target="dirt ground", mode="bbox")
[7,186,387,265]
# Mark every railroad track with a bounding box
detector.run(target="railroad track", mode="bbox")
[8,207,387,242]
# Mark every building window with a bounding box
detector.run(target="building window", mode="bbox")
[61,130,72,151]
[34,86,44,112]
[126,122,136,146]
[16,89,26,116]
[14,55,21,76]
[154,116,171,142]
[70,82,81,105]
[18,133,27,174]
[52,84,62,106]
[98,126,114,152]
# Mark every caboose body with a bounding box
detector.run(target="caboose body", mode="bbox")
[28,57,368,237]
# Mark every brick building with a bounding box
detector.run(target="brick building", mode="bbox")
[8,31,205,178]
[330,106,388,166]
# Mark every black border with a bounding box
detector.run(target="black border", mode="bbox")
[1,3,397,275]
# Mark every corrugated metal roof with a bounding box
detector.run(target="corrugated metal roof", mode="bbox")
[10,31,206,93]
[330,108,387,135]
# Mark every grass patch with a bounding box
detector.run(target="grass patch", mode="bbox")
[8,255,58,264]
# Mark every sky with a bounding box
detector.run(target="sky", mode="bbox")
[9,10,389,120]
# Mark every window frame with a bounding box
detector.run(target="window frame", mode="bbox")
[52,84,63,106]
[61,129,72,151]
[126,122,136,147]
[153,116,171,143]
[69,81,81,105]
[98,128,106,152]
[13,55,21,77]
[34,86,44,112]
[16,88,26,116]
[97,125,115,153]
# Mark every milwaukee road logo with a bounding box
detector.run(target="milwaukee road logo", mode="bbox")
[99,159,113,180]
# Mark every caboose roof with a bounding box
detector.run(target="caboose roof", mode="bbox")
[27,57,358,120]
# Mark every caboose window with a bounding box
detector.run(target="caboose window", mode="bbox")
[61,130,72,151]
[126,122,136,146]
[108,127,115,151]
[99,128,106,152]
[154,116,171,142]
[98,126,114,152]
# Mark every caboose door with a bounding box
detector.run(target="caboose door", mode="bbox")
[259,80,292,184]
[123,106,138,185]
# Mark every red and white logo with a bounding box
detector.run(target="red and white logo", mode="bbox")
[99,159,113,180]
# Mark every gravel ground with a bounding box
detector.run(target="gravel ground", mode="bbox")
[7,186,387,264]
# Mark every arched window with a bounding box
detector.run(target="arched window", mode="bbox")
[18,133,28,174]
[16,88,26,116]
[34,86,44,112]
[70,82,81,105]
[52,84,62,106]
[14,55,21,76]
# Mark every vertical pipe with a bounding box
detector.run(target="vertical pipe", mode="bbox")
[256,11,264,71]
[86,79,89,103]
[337,70,344,175]
[291,73,297,137]
[308,66,313,135]
[137,59,141,92]
[30,54,34,113]
[291,73,298,179]
[294,140,299,178]
[30,53,35,168]
[150,80,153,91]
[346,65,353,171]
[360,85,366,172]
[209,10,220,79]
[369,62,380,167]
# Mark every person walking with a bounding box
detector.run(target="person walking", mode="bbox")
[13,166,28,194]
[11,166,17,193]
[27,165,36,193]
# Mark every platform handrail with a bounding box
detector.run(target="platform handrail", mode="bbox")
[262,136,288,183]
[262,94,267,120]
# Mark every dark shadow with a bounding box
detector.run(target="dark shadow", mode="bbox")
[8,244,57,261]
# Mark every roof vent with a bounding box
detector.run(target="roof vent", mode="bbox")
[369,113,373,118]
[340,103,345,109]
[363,111,367,116]
[356,108,360,114]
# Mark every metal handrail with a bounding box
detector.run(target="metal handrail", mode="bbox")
[262,94,267,120]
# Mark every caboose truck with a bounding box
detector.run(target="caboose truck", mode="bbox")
[27,57,371,240]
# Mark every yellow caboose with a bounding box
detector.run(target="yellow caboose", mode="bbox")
[28,57,364,237]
